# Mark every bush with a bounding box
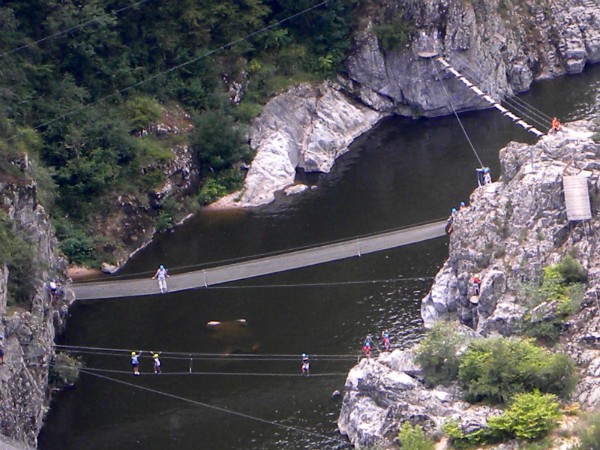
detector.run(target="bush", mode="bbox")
[521,256,586,344]
[126,96,163,132]
[415,322,466,387]
[49,353,83,388]
[488,391,561,441]
[375,20,411,52]
[197,177,227,206]
[442,419,489,449]
[557,254,587,284]
[0,210,39,306]
[397,422,435,450]
[575,410,600,449]
[458,338,577,403]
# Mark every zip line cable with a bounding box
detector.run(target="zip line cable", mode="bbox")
[0,0,155,59]
[55,366,349,377]
[11,0,329,142]
[430,59,486,168]
[76,216,447,282]
[79,369,351,446]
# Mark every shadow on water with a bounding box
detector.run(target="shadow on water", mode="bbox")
[39,64,600,450]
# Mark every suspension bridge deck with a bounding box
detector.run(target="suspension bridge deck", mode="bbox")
[73,220,447,300]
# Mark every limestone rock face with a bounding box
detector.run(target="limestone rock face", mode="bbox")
[422,121,599,335]
[214,82,383,207]
[0,158,72,447]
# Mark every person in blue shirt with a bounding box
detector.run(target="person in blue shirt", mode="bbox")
[131,351,142,376]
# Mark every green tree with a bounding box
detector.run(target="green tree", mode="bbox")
[458,338,576,403]
[488,391,561,440]
[415,322,466,386]
[190,111,252,174]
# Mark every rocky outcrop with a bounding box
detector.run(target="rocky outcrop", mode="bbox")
[0,157,72,447]
[213,82,383,207]
[338,348,502,447]
[338,121,600,447]
[225,0,600,207]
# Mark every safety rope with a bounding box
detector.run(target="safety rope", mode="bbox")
[55,366,349,377]
[79,369,351,446]
[54,344,362,360]
[430,59,486,168]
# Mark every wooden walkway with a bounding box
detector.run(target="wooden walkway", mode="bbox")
[73,220,447,300]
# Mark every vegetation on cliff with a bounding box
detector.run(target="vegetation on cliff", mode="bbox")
[0,0,359,265]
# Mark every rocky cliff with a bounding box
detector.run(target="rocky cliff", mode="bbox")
[337,121,600,447]
[223,0,600,208]
[0,157,72,447]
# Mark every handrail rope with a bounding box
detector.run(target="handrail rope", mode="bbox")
[75,216,447,282]
[449,54,554,124]
[55,366,350,377]
[54,344,363,359]
[431,59,485,168]
[79,369,351,445]
[54,350,360,361]
[0,0,155,59]
[8,0,329,144]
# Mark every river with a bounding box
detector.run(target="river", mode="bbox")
[39,64,600,449]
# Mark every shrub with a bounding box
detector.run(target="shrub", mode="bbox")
[575,410,600,449]
[0,210,40,306]
[556,254,587,284]
[488,391,561,440]
[521,257,586,344]
[197,177,227,206]
[415,322,466,386]
[126,96,163,132]
[397,422,435,450]
[375,20,411,52]
[49,353,83,388]
[442,419,489,448]
[458,338,577,403]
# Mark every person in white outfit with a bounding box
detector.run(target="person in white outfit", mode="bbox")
[152,265,169,293]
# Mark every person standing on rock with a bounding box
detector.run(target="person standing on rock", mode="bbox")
[483,168,492,185]
[472,273,482,296]
[0,335,4,365]
[131,351,142,376]
[152,265,169,293]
